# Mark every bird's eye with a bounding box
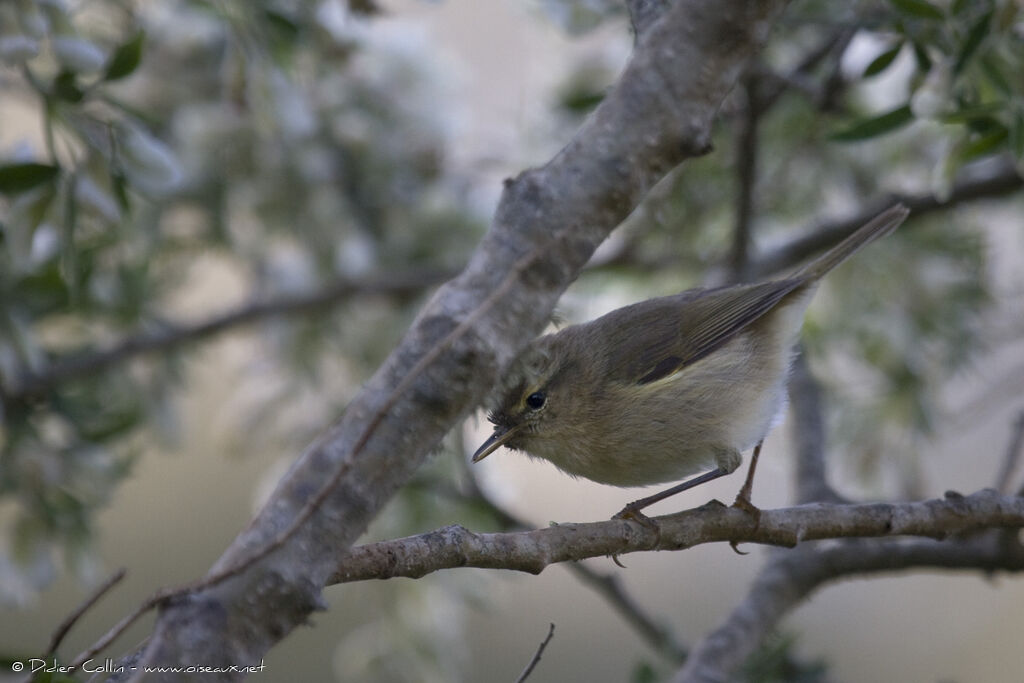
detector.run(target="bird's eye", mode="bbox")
[525,391,546,410]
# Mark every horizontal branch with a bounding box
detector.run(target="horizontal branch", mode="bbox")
[589,161,1021,278]
[3,267,452,400]
[331,489,1024,583]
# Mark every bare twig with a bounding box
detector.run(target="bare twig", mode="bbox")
[566,562,688,663]
[35,568,127,667]
[997,411,1024,495]
[748,162,1024,279]
[3,268,452,401]
[514,623,556,683]
[757,27,855,112]
[585,164,1021,280]
[673,530,1024,683]
[330,490,1024,583]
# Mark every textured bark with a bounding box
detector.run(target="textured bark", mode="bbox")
[327,489,1024,582]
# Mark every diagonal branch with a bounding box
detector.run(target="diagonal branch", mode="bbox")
[515,623,556,683]
[329,489,1024,583]
[747,161,1024,278]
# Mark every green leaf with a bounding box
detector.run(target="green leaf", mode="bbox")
[863,43,903,77]
[956,126,1008,163]
[954,10,993,75]
[978,54,1011,95]
[911,41,932,72]
[938,102,1004,124]
[889,0,945,20]
[560,89,605,114]
[103,31,145,81]
[111,169,131,211]
[52,70,84,103]
[264,9,299,40]
[830,105,915,142]
[0,163,59,195]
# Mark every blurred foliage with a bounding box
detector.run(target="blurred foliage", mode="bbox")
[0,0,482,603]
[0,0,1021,680]
[739,632,829,683]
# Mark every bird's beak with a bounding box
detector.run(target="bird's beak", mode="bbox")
[471,425,521,463]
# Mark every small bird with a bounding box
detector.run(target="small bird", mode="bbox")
[472,204,910,518]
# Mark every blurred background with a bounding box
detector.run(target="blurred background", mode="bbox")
[1,0,1023,681]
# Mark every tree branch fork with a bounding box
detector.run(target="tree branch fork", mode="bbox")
[331,488,1024,584]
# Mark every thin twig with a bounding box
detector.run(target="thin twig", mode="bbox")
[997,411,1024,495]
[514,623,555,683]
[3,267,453,400]
[748,162,1023,278]
[36,568,127,666]
[757,27,855,112]
[565,563,687,663]
[584,165,1021,279]
[66,594,164,673]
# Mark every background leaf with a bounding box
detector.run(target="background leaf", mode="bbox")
[830,105,914,141]
[103,32,145,81]
[0,163,59,195]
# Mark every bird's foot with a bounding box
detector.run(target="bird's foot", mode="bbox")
[729,493,761,555]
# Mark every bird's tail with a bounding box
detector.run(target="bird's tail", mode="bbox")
[797,203,910,281]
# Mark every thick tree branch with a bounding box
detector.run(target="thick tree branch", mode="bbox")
[673,530,1024,683]
[329,489,1024,583]
[100,2,789,678]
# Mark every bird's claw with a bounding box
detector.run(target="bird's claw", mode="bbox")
[729,494,761,555]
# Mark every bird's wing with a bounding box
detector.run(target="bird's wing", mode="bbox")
[597,279,805,386]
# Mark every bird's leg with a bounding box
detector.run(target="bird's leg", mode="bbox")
[613,467,732,523]
[732,440,763,517]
